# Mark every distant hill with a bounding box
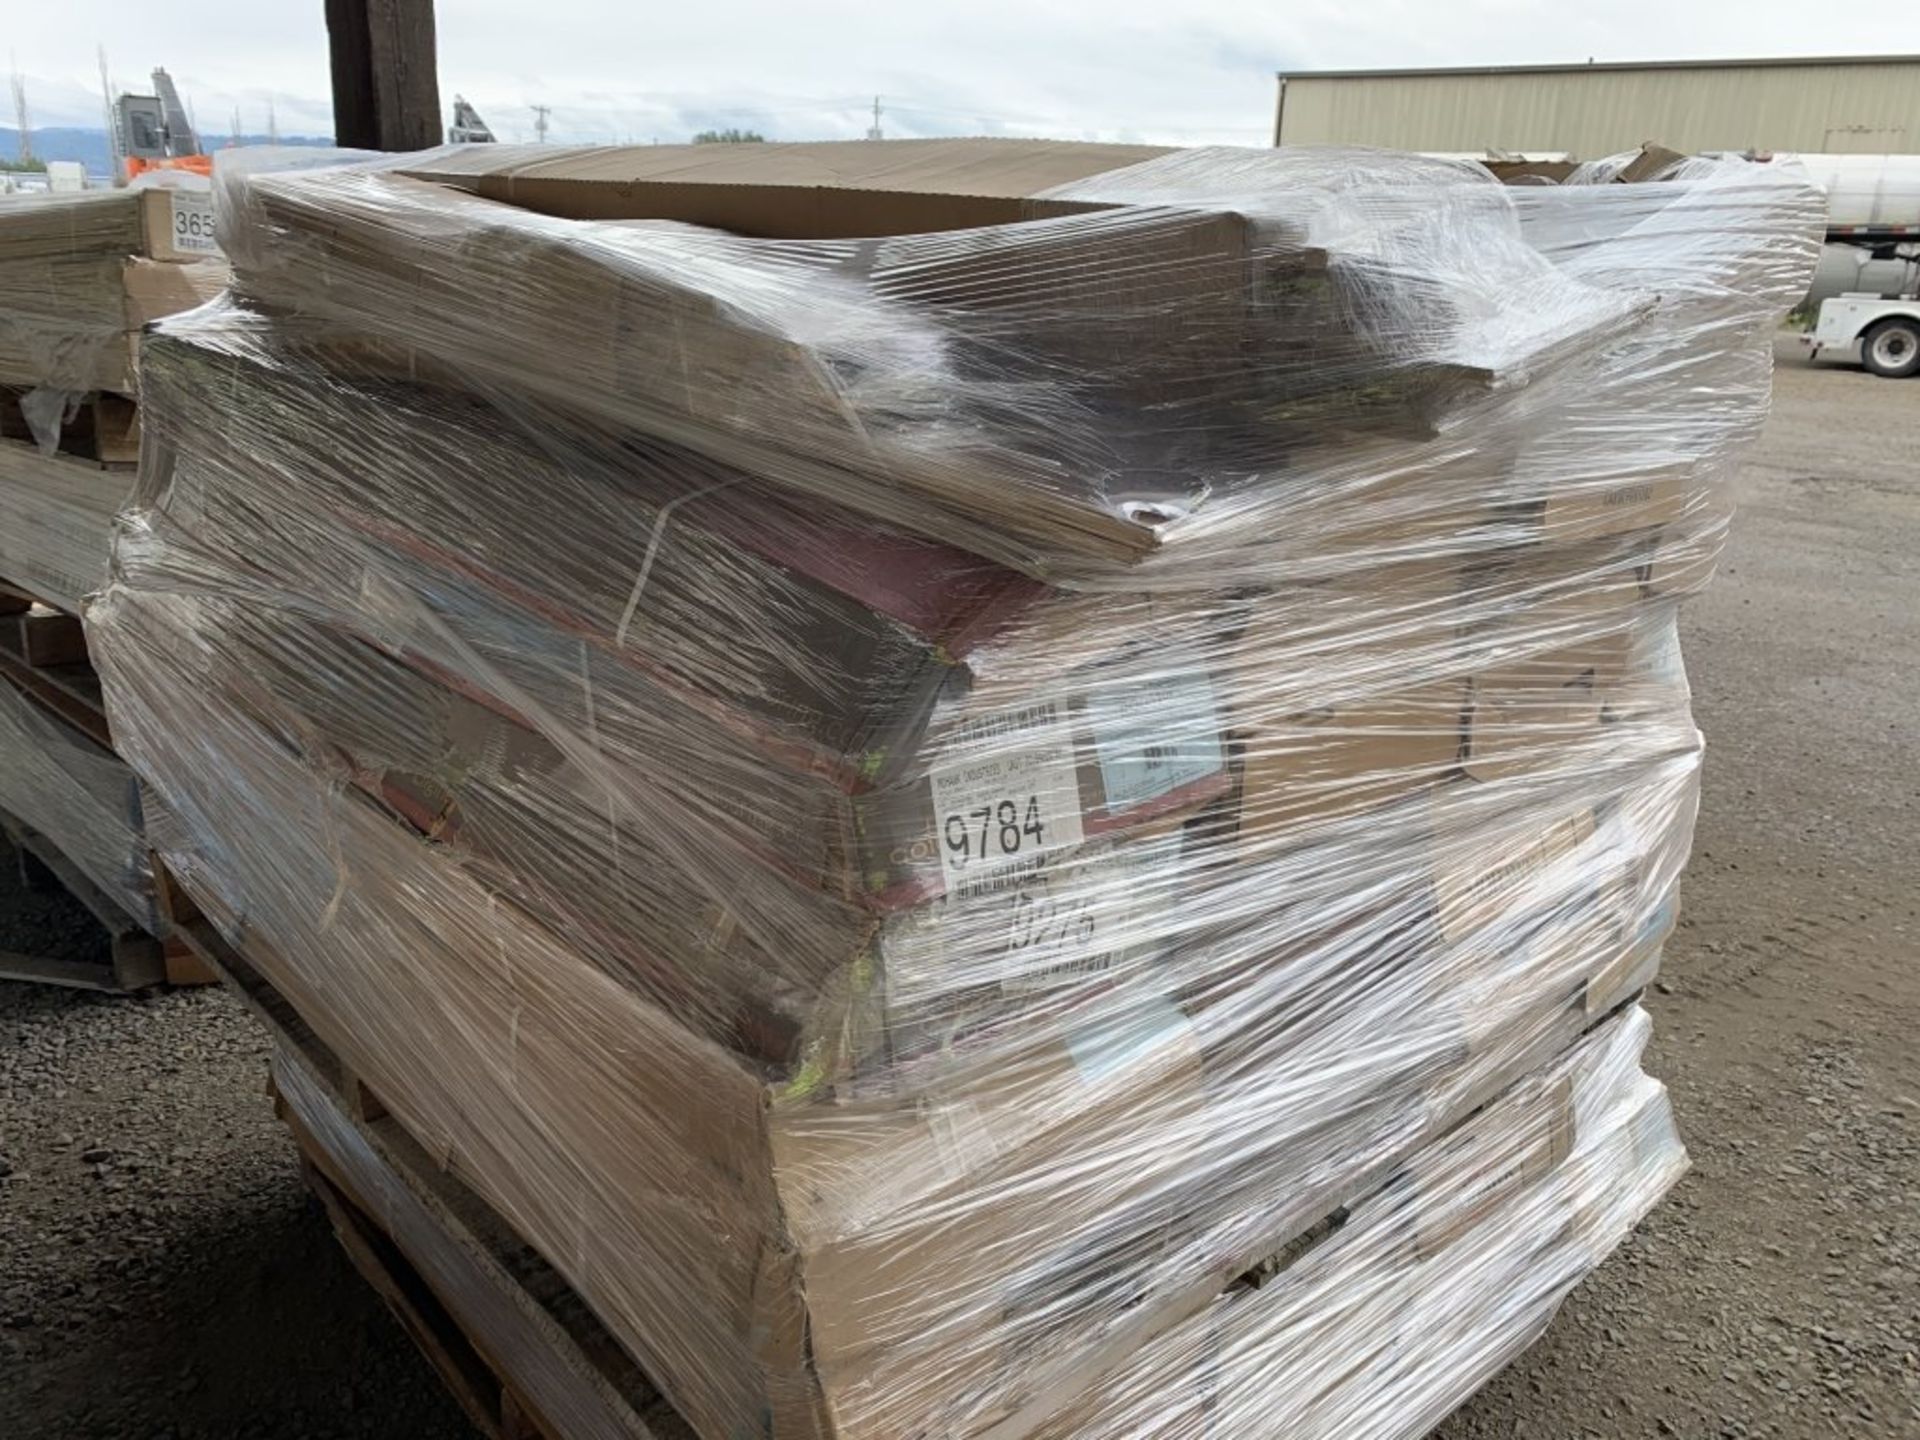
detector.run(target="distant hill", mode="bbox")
[0,127,335,181]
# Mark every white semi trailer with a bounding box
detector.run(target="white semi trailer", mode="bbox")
[1790,154,1920,377]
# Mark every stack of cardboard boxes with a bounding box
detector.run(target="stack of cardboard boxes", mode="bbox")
[0,183,225,969]
[0,184,222,390]
[88,141,1819,1436]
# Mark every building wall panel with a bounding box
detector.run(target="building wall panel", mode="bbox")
[1275,60,1920,156]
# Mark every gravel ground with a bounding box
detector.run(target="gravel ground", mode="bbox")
[1,340,1916,1439]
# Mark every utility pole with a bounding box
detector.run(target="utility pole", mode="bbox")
[866,95,883,141]
[267,97,280,145]
[531,103,551,144]
[9,59,30,165]
[98,47,121,177]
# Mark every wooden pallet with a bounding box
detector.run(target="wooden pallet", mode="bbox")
[0,638,212,990]
[148,852,218,985]
[0,583,111,749]
[0,596,87,663]
[0,817,165,992]
[0,388,141,466]
[159,875,676,1440]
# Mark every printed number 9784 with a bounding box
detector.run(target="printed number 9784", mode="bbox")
[944,796,1047,865]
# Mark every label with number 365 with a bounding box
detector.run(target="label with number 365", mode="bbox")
[168,193,221,255]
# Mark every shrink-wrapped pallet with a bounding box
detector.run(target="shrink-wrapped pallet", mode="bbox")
[88,141,1819,1438]
[0,184,223,394]
[0,183,226,602]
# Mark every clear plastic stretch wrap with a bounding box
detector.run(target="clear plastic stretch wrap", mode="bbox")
[0,441,134,612]
[0,679,151,924]
[86,141,1821,1439]
[0,190,147,393]
[0,185,225,396]
[0,186,224,612]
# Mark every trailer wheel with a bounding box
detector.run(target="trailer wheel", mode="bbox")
[1861,318,1920,378]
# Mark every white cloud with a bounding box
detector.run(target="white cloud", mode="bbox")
[7,0,1919,145]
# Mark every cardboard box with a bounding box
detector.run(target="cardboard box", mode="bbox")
[114,562,1684,1440]
[772,992,1206,1361]
[230,141,1642,578]
[135,186,221,261]
[856,643,1233,908]
[1508,472,1693,546]
[1022,1010,1672,1440]
[1632,520,1722,598]
[121,255,226,326]
[1454,546,1652,781]
[0,679,155,928]
[1224,570,1470,847]
[1406,1073,1575,1257]
[0,187,217,271]
[1461,679,1606,782]
[0,442,135,611]
[147,318,1046,788]
[1427,796,1598,945]
[1236,683,1467,846]
[1599,599,1689,719]
[1584,886,1676,1016]
[400,137,1175,237]
[0,213,226,392]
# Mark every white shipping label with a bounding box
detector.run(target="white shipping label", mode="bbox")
[168,192,220,255]
[928,698,1085,900]
[879,845,1157,1021]
[1081,663,1224,813]
[997,847,1148,993]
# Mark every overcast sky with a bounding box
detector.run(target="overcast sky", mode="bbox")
[9,2,1920,147]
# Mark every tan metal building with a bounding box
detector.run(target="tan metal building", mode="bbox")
[1273,55,1920,156]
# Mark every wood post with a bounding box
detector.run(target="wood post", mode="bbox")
[325,0,443,151]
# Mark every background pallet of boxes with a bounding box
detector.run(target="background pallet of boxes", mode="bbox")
[0,180,226,991]
[85,141,1820,1437]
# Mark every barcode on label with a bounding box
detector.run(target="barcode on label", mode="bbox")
[949,698,1065,749]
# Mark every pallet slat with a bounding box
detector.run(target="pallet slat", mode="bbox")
[0,949,142,991]
[3,820,165,991]
[0,388,143,466]
[0,644,111,749]
[294,1150,522,1440]
[18,608,88,667]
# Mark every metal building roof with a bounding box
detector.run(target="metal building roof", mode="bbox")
[1276,54,1920,80]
